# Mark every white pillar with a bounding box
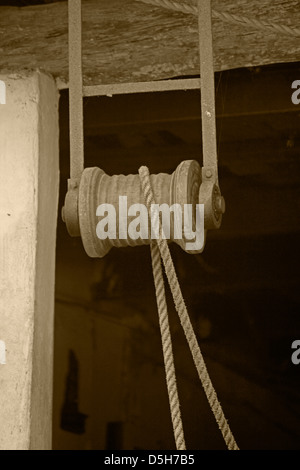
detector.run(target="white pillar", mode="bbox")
[0,72,59,449]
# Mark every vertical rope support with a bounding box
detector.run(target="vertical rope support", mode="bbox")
[139,166,239,450]
[68,0,84,180]
[150,242,186,450]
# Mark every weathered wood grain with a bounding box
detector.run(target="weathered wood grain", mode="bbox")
[0,0,299,86]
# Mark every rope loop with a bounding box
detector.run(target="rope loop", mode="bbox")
[135,0,300,38]
[139,165,239,450]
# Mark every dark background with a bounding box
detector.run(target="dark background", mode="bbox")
[53,62,300,450]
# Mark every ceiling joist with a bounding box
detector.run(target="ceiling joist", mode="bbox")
[0,0,299,87]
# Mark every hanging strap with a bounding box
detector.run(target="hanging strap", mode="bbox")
[139,165,239,451]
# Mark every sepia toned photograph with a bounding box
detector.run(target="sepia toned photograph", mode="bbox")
[0,0,300,452]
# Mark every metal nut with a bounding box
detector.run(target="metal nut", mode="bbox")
[215,195,225,214]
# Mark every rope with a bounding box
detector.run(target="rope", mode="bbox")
[138,165,239,450]
[135,0,300,38]
[150,241,186,450]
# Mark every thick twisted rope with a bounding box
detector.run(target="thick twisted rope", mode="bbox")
[139,165,239,450]
[150,241,186,450]
[135,0,300,38]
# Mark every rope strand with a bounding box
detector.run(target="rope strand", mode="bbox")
[139,165,239,450]
[135,0,300,38]
[150,242,186,450]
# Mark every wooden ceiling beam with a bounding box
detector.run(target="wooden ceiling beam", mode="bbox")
[0,0,299,87]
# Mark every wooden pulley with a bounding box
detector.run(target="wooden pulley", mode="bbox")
[63,0,226,258]
[62,160,211,258]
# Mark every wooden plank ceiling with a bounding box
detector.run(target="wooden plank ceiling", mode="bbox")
[0,0,299,87]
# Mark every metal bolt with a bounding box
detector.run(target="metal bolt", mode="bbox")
[68,179,78,190]
[206,169,212,178]
[215,196,225,214]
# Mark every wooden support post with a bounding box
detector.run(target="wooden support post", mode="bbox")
[0,72,59,449]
